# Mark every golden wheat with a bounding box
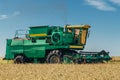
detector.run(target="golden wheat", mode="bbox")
[0,63,120,80]
[0,57,120,80]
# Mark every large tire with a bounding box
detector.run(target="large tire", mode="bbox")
[14,55,24,64]
[46,50,61,64]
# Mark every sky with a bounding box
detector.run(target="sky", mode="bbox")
[0,0,120,57]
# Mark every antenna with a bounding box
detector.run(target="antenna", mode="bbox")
[63,0,67,25]
[59,0,68,25]
[55,1,68,26]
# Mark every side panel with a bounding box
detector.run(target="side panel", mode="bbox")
[23,40,47,58]
[29,26,48,34]
[24,46,45,58]
[6,39,47,59]
[5,39,14,59]
[11,39,24,54]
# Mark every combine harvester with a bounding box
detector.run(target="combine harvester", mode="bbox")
[4,25,111,63]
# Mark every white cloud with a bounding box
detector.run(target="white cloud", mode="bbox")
[13,11,21,16]
[85,0,116,11]
[0,15,8,20]
[110,0,120,5]
[0,11,21,20]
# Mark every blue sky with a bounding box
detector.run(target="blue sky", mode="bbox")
[0,0,120,57]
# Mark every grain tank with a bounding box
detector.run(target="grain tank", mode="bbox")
[5,25,111,63]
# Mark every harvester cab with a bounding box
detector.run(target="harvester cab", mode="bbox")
[65,25,90,49]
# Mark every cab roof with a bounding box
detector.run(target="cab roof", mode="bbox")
[65,25,91,29]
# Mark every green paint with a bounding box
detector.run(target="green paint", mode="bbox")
[5,25,111,63]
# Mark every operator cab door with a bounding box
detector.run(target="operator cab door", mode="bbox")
[72,28,88,45]
[79,28,88,45]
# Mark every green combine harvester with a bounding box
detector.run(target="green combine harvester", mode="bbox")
[4,25,111,63]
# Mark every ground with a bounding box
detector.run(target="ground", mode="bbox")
[0,57,120,80]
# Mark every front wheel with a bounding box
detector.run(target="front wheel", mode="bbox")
[46,50,61,64]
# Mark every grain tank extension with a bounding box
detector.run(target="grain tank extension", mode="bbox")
[5,25,111,63]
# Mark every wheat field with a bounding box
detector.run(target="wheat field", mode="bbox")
[0,57,120,80]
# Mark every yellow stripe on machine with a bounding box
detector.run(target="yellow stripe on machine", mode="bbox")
[30,33,47,37]
[65,25,90,29]
[70,45,83,48]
